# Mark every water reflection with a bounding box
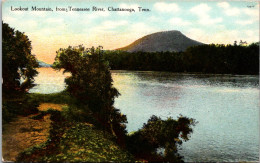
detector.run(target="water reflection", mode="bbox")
[29,68,70,94]
[112,70,259,162]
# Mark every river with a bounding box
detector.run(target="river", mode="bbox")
[30,67,259,162]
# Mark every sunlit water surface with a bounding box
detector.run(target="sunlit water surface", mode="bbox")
[30,68,259,162]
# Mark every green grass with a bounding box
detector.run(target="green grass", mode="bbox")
[3,91,70,125]
[28,91,75,104]
[47,123,133,162]
[17,116,134,162]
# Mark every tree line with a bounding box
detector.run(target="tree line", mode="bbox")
[103,43,259,75]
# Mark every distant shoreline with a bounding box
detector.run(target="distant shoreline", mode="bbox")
[38,67,259,76]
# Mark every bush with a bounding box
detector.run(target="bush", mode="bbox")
[126,115,197,162]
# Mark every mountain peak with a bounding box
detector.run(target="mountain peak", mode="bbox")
[117,30,203,52]
[154,30,181,34]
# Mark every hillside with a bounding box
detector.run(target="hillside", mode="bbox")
[117,30,204,52]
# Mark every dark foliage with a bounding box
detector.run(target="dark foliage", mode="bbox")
[2,22,39,125]
[53,45,119,110]
[2,22,39,96]
[104,43,259,75]
[127,115,197,162]
[2,95,39,125]
[53,45,128,141]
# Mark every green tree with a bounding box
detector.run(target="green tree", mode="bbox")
[53,45,127,139]
[127,115,197,162]
[2,22,38,96]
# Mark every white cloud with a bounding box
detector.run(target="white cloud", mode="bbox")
[148,16,161,22]
[83,20,129,38]
[34,24,67,37]
[245,30,254,37]
[169,18,191,26]
[3,18,38,32]
[46,18,64,24]
[129,22,157,35]
[199,16,222,25]
[225,7,240,16]
[243,7,259,18]
[217,2,239,16]
[102,20,128,29]
[25,20,38,29]
[214,30,240,43]
[217,2,259,30]
[185,28,208,43]
[186,26,258,45]
[190,4,222,25]
[2,15,16,24]
[243,30,258,42]
[242,6,259,24]
[235,20,254,25]
[190,3,211,16]
[154,2,180,13]
[218,2,258,18]
[217,2,230,9]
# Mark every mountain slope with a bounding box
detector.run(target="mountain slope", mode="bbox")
[117,30,204,52]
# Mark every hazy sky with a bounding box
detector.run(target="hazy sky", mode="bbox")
[3,0,259,64]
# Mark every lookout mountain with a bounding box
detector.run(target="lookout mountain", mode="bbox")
[117,30,204,52]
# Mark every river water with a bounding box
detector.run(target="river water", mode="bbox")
[30,68,259,162]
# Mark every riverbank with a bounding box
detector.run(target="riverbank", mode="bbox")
[2,92,134,162]
[2,113,51,161]
[2,102,65,161]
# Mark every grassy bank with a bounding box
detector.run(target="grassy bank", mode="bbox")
[3,92,134,162]
[17,109,134,162]
[28,91,73,104]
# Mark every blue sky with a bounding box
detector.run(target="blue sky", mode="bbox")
[2,0,259,63]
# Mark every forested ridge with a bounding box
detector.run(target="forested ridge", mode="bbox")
[104,43,259,75]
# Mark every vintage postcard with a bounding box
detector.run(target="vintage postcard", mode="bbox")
[2,0,259,162]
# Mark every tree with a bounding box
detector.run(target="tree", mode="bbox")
[126,115,197,162]
[2,22,38,96]
[53,45,127,138]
